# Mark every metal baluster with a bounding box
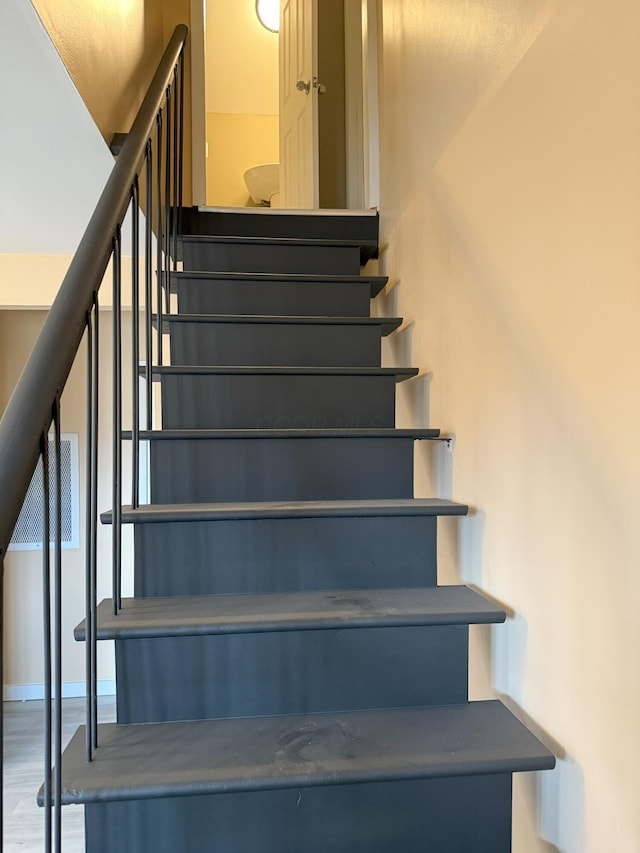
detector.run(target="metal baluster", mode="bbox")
[0,553,4,853]
[91,296,99,747]
[132,180,140,509]
[52,398,62,853]
[112,231,123,614]
[172,66,179,272]
[0,551,4,851]
[39,429,52,851]
[145,141,153,430]
[164,85,172,313]
[178,49,185,219]
[85,310,94,762]
[156,112,164,367]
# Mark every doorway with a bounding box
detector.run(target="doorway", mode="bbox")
[200,1,280,207]
[190,0,379,210]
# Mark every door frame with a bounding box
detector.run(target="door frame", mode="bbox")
[190,0,207,206]
[361,0,380,209]
[189,0,380,210]
[344,1,365,209]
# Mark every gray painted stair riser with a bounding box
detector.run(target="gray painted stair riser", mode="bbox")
[168,321,383,367]
[181,240,362,276]
[179,208,380,245]
[133,515,438,598]
[161,374,397,430]
[85,775,512,853]
[115,625,468,723]
[177,278,373,317]
[149,437,414,503]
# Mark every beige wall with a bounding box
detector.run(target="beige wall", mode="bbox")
[205,0,279,116]
[0,254,141,309]
[0,310,137,692]
[377,0,640,850]
[205,0,279,205]
[31,0,193,205]
[3,0,116,256]
[206,113,279,207]
[31,0,164,142]
[161,0,194,206]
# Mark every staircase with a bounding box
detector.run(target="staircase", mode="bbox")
[54,208,554,851]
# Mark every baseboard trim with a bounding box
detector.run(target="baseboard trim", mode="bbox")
[4,680,116,702]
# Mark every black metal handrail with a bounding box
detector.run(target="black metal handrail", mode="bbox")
[0,24,188,852]
[0,24,186,554]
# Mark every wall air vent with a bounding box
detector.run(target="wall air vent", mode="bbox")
[8,433,80,551]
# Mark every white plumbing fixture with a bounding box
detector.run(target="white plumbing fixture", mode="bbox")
[243,163,280,206]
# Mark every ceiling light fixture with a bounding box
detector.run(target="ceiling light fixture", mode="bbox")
[256,0,279,33]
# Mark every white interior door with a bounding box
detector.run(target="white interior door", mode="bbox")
[279,0,319,209]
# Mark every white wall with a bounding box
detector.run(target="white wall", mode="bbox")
[0,0,138,693]
[30,0,164,143]
[377,0,640,850]
[0,0,113,256]
[0,0,170,696]
[30,0,196,206]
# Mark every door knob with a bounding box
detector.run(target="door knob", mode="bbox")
[296,79,311,94]
[313,77,327,95]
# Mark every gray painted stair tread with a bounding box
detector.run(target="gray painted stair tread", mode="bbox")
[101,498,469,524]
[45,701,555,805]
[144,366,418,381]
[75,586,506,640]
[158,314,402,335]
[124,428,441,440]
[169,271,388,297]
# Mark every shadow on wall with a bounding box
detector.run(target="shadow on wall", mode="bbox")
[373,241,586,852]
[516,751,586,852]
[466,516,586,852]
[539,755,586,851]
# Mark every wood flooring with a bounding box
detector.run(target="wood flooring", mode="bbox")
[3,697,116,852]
